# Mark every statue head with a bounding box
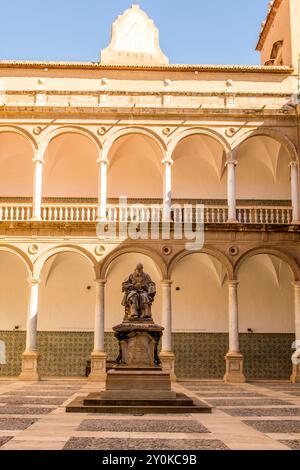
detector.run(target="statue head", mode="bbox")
[135,263,144,275]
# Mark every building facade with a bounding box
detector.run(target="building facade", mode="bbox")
[0,2,300,383]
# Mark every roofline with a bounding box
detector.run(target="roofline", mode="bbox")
[0,60,293,74]
[256,0,282,52]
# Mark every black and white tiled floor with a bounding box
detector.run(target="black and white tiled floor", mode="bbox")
[0,378,300,450]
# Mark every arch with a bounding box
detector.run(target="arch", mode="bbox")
[34,245,99,279]
[234,246,300,282]
[0,125,38,152]
[100,245,167,280]
[168,246,234,280]
[167,127,231,158]
[39,126,102,157]
[232,128,298,162]
[102,126,167,157]
[0,245,32,275]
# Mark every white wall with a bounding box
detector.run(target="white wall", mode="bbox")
[239,254,294,333]
[0,252,28,330]
[172,253,228,332]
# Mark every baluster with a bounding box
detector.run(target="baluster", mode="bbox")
[0,207,3,221]
[15,207,19,221]
[276,208,280,224]
[59,207,63,221]
[87,208,91,221]
[4,207,8,221]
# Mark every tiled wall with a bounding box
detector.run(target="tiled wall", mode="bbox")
[0,331,294,379]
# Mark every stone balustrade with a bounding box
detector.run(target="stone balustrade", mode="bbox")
[0,202,293,225]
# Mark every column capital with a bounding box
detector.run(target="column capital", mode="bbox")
[293,281,300,289]
[162,158,174,166]
[228,280,239,287]
[32,155,45,164]
[225,160,238,167]
[94,279,107,286]
[96,157,109,165]
[161,279,173,286]
[27,278,41,286]
[289,160,299,168]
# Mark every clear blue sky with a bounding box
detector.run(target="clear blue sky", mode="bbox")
[0,0,270,65]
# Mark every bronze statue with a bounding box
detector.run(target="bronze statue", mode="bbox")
[122,263,156,320]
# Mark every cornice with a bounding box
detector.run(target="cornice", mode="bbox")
[256,0,282,51]
[0,60,293,74]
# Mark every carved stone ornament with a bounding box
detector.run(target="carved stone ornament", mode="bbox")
[100,4,169,65]
[94,245,106,256]
[28,244,39,255]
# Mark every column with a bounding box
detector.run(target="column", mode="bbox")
[291,281,300,383]
[97,153,109,221]
[162,157,173,222]
[224,280,245,383]
[290,161,300,223]
[89,279,107,381]
[226,160,238,222]
[19,278,41,381]
[159,280,176,381]
[31,151,44,221]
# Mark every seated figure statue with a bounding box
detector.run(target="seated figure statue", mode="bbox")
[122,263,156,320]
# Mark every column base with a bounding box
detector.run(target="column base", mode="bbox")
[88,351,107,382]
[29,216,41,222]
[159,351,176,382]
[227,218,238,223]
[224,351,246,383]
[290,352,300,383]
[19,351,40,381]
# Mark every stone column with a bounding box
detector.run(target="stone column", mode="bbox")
[291,281,300,383]
[19,278,41,381]
[226,160,238,223]
[31,151,44,221]
[97,153,109,221]
[162,157,173,222]
[224,280,245,383]
[290,161,300,223]
[89,279,107,381]
[159,280,176,381]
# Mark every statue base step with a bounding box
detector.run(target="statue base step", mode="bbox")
[66,366,211,414]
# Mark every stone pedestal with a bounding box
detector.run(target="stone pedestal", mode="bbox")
[66,318,211,414]
[224,352,246,383]
[291,363,300,383]
[19,351,40,381]
[113,320,163,367]
[88,351,107,382]
[159,350,176,382]
[291,350,300,383]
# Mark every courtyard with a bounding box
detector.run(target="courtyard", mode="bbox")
[0,379,300,451]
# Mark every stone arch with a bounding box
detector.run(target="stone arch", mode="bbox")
[232,127,298,162]
[34,245,99,279]
[102,126,167,157]
[234,246,300,282]
[168,246,233,280]
[167,127,231,158]
[0,245,33,275]
[100,245,167,280]
[39,126,102,157]
[0,125,38,152]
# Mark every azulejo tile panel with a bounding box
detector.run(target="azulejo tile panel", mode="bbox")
[240,333,294,380]
[173,333,228,379]
[0,331,295,379]
[0,331,25,376]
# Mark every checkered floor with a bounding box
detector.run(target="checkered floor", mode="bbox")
[0,379,300,450]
